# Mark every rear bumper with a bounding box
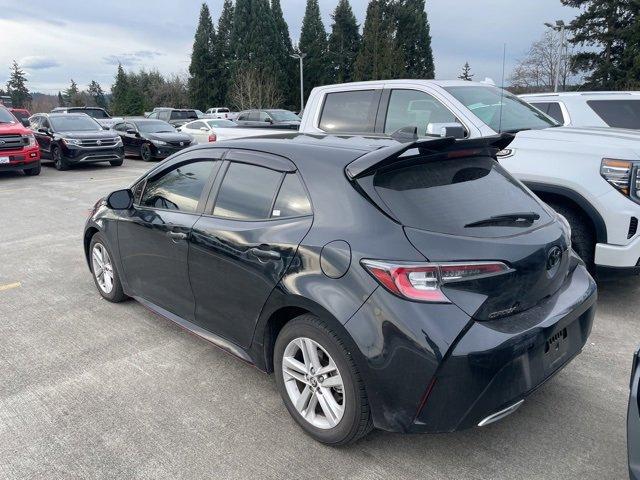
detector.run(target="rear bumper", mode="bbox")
[150,144,190,159]
[345,262,597,433]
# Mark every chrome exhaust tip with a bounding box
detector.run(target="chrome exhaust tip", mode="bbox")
[477,399,524,427]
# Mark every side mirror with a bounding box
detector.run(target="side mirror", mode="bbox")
[102,125,110,130]
[264,117,272,123]
[200,127,208,131]
[38,128,51,135]
[21,119,30,127]
[106,189,133,210]
[426,122,466,139]
[126,129,137,135]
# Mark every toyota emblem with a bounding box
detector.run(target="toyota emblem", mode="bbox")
[546,246,563,272]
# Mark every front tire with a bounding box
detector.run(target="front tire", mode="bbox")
[274,314,372,445]
[110,159,123,167]
[89,233,127,303]
[52,146,68,171]
[547,201,595,271]
[140,143,153,162]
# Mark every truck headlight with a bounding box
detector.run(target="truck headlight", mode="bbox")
[22,133,36,147]
[600,158,640,197]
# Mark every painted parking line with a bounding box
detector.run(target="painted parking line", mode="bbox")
[0,282,21,292]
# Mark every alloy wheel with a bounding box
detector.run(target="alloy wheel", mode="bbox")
[282,337,345,429]
[141,144,152,162]
[91,243,114,294]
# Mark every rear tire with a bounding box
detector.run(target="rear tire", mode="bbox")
[547,201,595,272]
[274,314,373,445]
[89,232,127,303]
[24,163,41,176]
[52,146,68,171]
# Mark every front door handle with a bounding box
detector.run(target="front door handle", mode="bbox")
[167,231,188,241]
[249,247,281,261]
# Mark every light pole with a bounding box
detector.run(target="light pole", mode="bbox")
[290,52,306,113]
[544,20,566,92]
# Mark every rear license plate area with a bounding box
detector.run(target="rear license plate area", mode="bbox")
[543,327,569,370]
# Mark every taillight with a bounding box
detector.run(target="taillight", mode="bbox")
[208,133,217,142]
[361,260,512,303]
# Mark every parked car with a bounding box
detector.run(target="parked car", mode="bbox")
[29,113,124,170]
[0,106,40,176]
[50,106,122,129]
[84,133,596,445]
[147,108,199,128]
[178,118,288,144]
[205,107,233,119]
[300,80,640,276]
[112,118,194,161]
[521,91,640,129]
[9,108,31,127]
[629,347,640,480]
[235,109,301,129]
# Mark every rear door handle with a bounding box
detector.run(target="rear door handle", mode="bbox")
[167,231,188,241]
[249,247,281,261]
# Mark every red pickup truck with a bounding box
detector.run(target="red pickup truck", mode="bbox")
[0,106,40,176]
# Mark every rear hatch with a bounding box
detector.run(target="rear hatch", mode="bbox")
[351,136,572,320]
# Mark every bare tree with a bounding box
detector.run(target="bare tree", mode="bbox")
[228,68,283,110]
[509,30,577,93]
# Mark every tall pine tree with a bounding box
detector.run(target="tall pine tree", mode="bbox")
[396,0,434,78]
[88,80,107,109]
[327,0,361,83]
[6,61,31,109]
[64,79,81,107]
[562,0,633,89]
[299,0,329,101]
[216,0,235,105]
[110,64,129,115]
[188,3,219,109]
[57,91,65,107]
[458,62,473,81]
[354,0,404,81]
[271,0,296,108]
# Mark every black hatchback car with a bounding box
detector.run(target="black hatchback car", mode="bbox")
[113,118,194,161]
[84,134,597,445]
[29,113,124,170]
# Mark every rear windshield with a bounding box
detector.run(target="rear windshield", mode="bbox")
[587,100,640,129]
[373,156,551,237]
[170,110,198,120]
[11,110,29,121]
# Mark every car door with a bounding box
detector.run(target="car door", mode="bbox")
[188,150,313,348]
[117,151,223,320]
[186,120,208,144]
[36,117,53,155]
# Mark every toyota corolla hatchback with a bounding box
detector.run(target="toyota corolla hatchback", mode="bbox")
[84,133,597,445]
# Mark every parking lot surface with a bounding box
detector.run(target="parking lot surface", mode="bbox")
[1,159,638,480]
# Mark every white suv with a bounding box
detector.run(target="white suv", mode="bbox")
[520,91,640,130]
[300,80,640,275]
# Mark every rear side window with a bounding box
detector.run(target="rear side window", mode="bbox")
[213,163,282,220]
[546,103,564,123]
[272,174,312,218]
[385,89,458,136]
[372,156,550,238]
[319,90,379,133]
[141,160,215,213]
[587,100,640,129]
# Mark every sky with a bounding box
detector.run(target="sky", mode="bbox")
[0,0,578,95]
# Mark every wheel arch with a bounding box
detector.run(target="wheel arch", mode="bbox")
[84,226,100,269]
[526,181,607,244]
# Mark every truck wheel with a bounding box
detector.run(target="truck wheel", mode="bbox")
[547,201,595,271]
[52,146,68,171]
[24,163,41,176]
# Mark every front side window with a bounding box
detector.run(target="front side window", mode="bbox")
[587,99,640,129]
[272,174,312,218]
[270,110,300,122]
[385,89,459,136]
[445,85,558,133]
[319,90,379,133]
[141,160,215,213]
[189,121,206,130]
[213,163,283,220]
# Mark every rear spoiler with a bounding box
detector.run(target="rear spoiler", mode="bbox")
[345,133,514,180]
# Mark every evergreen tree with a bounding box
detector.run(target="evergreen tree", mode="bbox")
[216,0,235,105]
[188,3,219,110]
[110,64,130,115]
[57,91,65,107]
[271,0,297,108]
[299,0,329,100]
[88,80,107,109]
[64,79,81,107]
[562,0,634,89]
[458,62,473,81]
[6,60,31,109]
[354,0,404,81]
[396,0,434,78]
[621,3,640,88]
[327,0,361,83]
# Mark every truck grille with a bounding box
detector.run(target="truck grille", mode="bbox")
[0,135,25,151]
[80,138,118,147]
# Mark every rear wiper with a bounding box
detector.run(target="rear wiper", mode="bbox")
[465,212,540,228]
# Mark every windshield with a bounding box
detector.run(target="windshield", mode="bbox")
[269,110,300,122]
[207,119,237,128]
[137,121,176,133]
[445,85,558,133]
[0,108,17,123]
[170,110,198,120]
[69,108,109,119]
[50,115,101,131]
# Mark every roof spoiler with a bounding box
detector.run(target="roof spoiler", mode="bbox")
[345,133,515,180]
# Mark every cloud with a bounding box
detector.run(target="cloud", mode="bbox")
[20,56,60,70]
[103,50,165,67]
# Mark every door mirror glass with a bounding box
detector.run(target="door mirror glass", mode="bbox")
[38,128,50,135]
[426,122,466,139]
[20,118,30,127]
[107,189,134,210]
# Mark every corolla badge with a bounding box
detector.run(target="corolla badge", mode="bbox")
[547,246,563,271]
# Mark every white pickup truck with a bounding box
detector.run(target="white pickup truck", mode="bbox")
[299,80,640,275]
